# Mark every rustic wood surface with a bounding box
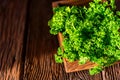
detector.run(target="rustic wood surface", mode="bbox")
[0,0,120,80]
[0,0,28,80]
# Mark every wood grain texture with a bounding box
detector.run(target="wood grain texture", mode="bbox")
[52,0,92,7]
[102,63,120,80]
[0,0,27,80]
[23,0,103,80]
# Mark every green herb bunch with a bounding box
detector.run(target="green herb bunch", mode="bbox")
[48,0,120,75]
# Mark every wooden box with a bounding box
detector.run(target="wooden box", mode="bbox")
[52,0,97,73]
[52,0,120,73]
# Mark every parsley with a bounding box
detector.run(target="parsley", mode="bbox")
[48,0,120,75]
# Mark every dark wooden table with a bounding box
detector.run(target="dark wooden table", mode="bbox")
[0,0,120,80]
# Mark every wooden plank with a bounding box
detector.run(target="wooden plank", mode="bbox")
[23,0,103,79]
[0,0,28,80]
[102,63,120,80]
